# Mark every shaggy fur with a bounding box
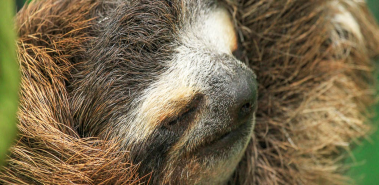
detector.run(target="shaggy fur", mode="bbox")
[1,0,379,184]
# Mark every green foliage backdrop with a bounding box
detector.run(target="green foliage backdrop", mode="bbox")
[0,1,19,165]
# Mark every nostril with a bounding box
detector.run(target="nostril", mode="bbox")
[231,72,257,124]
[239,102,253,119]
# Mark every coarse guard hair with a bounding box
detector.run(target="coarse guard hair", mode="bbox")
[1,0,379,185]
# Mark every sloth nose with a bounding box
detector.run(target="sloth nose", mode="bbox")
[229,71,257,125]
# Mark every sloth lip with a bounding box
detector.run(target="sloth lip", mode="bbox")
[195,121,252,156]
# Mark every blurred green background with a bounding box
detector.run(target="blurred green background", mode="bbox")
[5,0,379,184]
[0,1,19,166]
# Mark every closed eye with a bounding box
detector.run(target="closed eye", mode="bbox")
[162,93,204,130]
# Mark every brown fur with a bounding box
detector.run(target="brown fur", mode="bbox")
[228,0,379,184]
[1,1,141,184]
[1,0,379,184]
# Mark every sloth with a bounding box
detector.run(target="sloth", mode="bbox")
[1,0,379,185]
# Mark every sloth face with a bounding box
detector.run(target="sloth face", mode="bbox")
[123,7,257,184]
[72,1,257,184]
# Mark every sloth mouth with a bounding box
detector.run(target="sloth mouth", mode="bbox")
[195,121,252,157]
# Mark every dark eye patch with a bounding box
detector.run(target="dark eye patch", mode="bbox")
[161,93,204,132]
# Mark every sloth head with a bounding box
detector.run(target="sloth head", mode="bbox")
[8,0,379,185]
[71,1,257,184]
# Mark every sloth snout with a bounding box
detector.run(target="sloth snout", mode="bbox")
[233,72,257,125]
[209,66,258,129]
